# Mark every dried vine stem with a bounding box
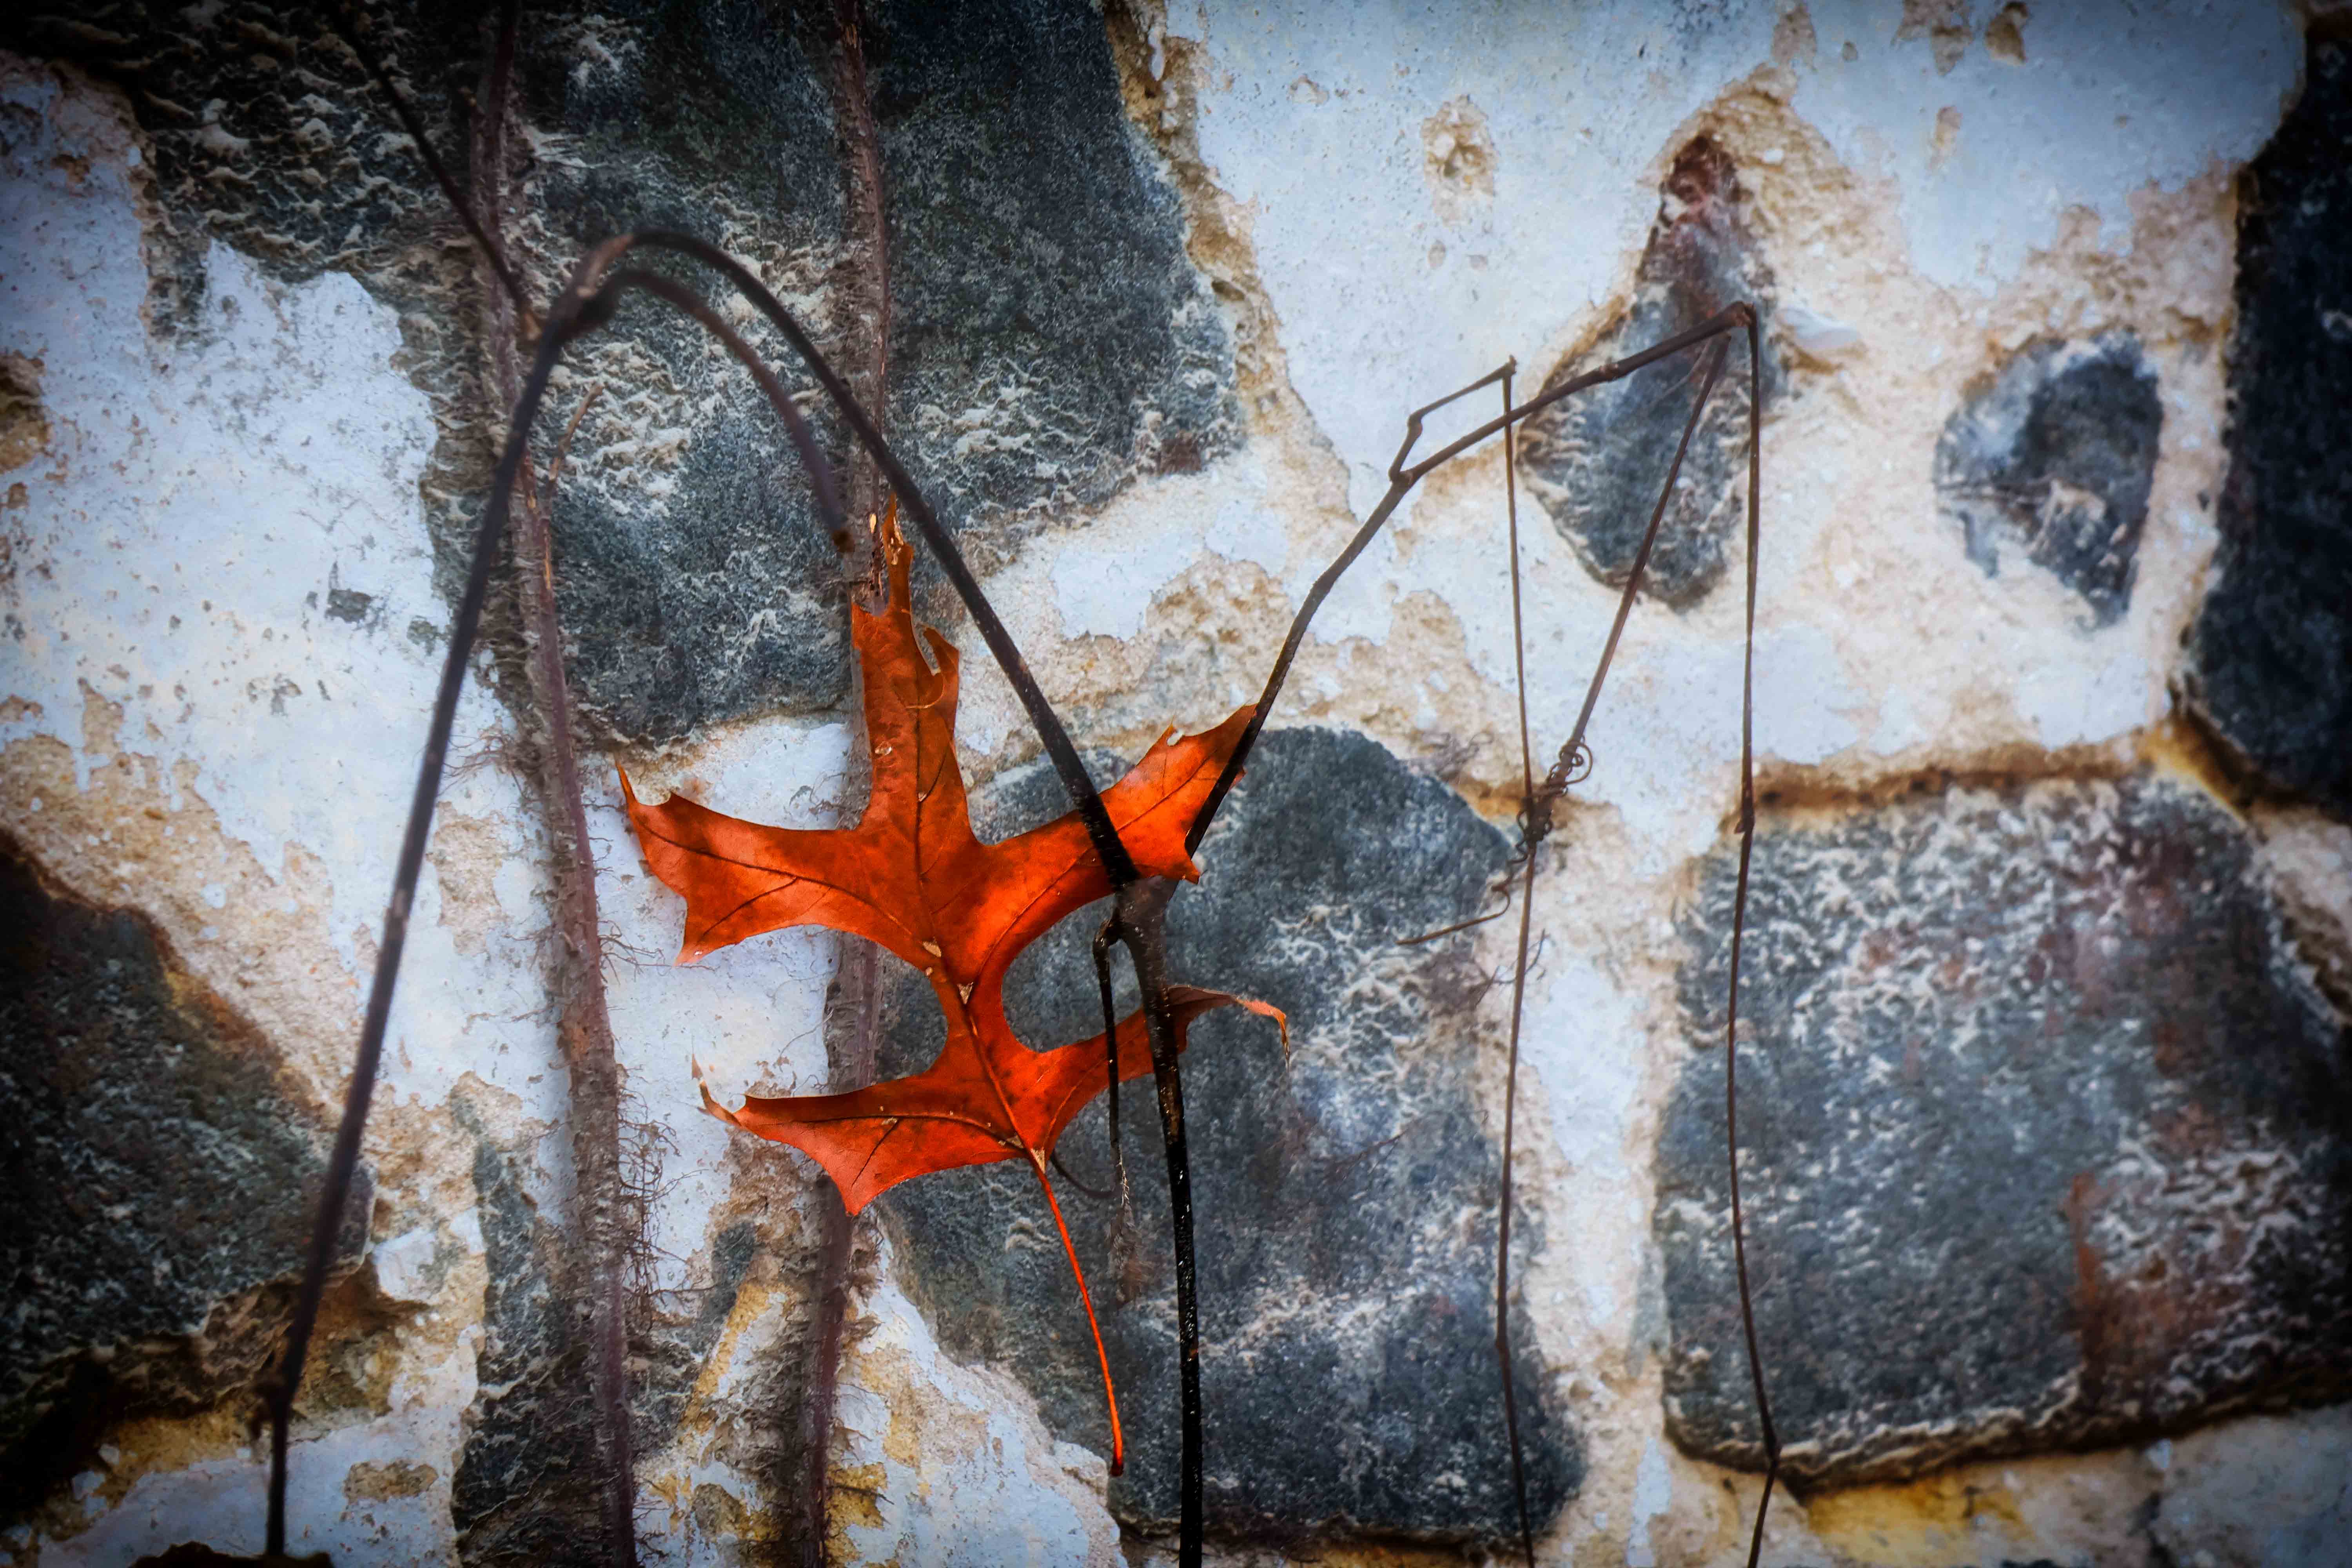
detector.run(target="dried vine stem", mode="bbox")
[469,8,640,1563]
[1191,309,1772,1564]
[264,204,1179,1549]
[285,33,1779,1555]
[1493,365,1539,1568]
[798,3,895,1558]
[311,14,1207,1544]
[1479,341,1732,1567]
[1726,307,1782,1568]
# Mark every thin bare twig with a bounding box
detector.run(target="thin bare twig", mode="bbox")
[1493,365,1538,1568]
[287,38,1780,1558]
[1727,309,1781,1568]
[1255,316,1757,1563]
[474,6,640,1560]
[799,8,895,1552]
[544,382,605,505]
[1186,307,1751,857]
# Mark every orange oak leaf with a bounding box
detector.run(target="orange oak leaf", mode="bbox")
[622,508,1278,1475]
[700,984,1286,1216]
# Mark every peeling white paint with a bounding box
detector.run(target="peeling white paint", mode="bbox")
[1055,524,1214,642]
[1792,0,2298,288]
[37,1339,479,1565]
[596,718,850,1294]
[1524,946,1645,1187]
[2,65,447,958]
[372,1226,441,1305]
[0,57,568,1132]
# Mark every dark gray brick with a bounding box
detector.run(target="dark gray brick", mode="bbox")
[1935,334,2162,626]
[1517,137,1777,610]
[0,837,368,1512]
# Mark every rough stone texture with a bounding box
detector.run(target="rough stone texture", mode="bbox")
[1517,136,1777,609]
[5,0,857,738]
[445,1093,762,1567]
[444,1091,605,1566]
[869,0,1238,562]
[529,0,1241,730]
[1934,334,2163,626]
[2187,35,2352,817]
[878,728,1579,1544]
[0,835,369,1508]
[3,0,522,613]
[1657,775,2352,1486]
[515,0,855,741]
[9,0,1233,744]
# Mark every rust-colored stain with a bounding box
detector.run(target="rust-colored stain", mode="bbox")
[2065,1169,2112,1406]
[1806,1469,2027,1564]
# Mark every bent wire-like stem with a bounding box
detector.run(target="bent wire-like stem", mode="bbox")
[264,227,1185,1544]
[308,24,1203,1550]
[260,246,881,1544]
[1493,366,1540,1568]
[469,13,638,1562]
[1184,308,1775,1564]
[272,119,1776,1559]
[1492,340,1731,1566]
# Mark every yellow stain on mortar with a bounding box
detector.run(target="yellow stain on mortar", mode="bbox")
[820,1339,990,1564]
[106,1405,249,1489]
[829,1461,887,1532]
[684,1275,780,1413]
[644,1274,784,1542]
[2138,713,2252,820]
[1804,1470,2027,1565]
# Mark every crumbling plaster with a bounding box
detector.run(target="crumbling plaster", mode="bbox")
[2,0,2347,1564]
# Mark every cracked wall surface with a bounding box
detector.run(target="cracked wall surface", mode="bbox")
[4,1,2349,1565]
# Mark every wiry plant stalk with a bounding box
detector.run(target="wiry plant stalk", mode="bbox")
[289,20,1777,1552]
[795,5,895,1561]
[470,12,639,1563]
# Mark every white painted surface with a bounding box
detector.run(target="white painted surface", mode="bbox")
[1625,1436,1674,1568]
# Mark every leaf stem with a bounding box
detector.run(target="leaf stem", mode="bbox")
[1493,367,1538,1568]
[1032,1159,1127,1476]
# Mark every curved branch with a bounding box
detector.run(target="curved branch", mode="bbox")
[1187,303,1756,856]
